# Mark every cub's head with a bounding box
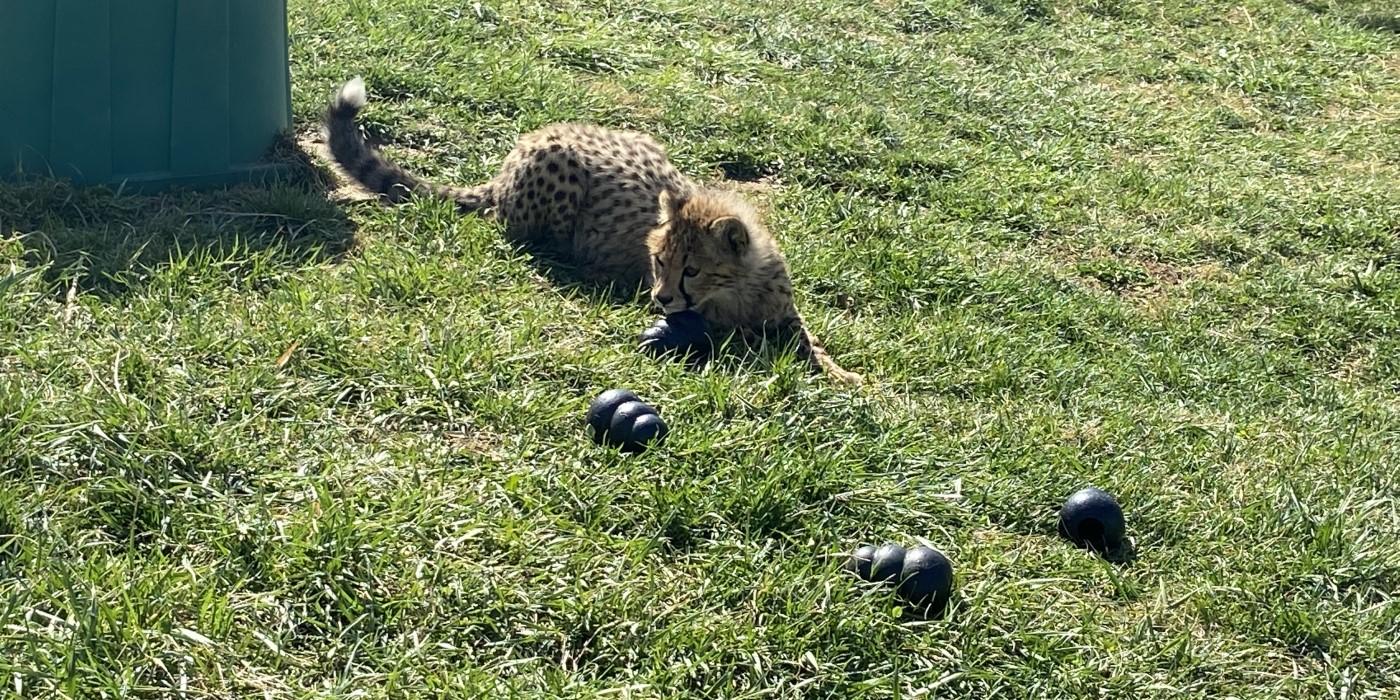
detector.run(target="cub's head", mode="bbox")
[647,189,769,315]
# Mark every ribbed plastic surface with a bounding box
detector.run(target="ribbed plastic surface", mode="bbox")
[0,0,291,187]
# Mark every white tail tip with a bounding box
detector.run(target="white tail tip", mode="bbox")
[338,76,367,109]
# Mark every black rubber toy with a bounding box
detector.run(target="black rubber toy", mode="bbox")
[1058,486,1127,550]
[604,399,669,453]
[586,389,641,443]
[639,310,710,360]
[626,412,670,449]
[896,546,954,609]
[844,542,955,614]
[842,544,877,580]
[869,543,907,583]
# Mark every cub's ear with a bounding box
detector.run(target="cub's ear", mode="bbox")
[710,217,749,254]
[657,190,686,221]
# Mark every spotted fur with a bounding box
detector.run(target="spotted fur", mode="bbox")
[325,77,860,383]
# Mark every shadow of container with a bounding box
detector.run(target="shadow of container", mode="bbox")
[0,0,291,190]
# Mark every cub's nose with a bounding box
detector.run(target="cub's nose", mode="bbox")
[655,295,674,306]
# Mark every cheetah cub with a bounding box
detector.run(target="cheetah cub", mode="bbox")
[326,77,861,384]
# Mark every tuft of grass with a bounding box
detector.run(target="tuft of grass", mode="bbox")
[2,0,1398,696]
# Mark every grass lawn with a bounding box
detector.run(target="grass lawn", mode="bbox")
[3,0,1399,696]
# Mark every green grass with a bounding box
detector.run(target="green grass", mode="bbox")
[2,0,1399,696]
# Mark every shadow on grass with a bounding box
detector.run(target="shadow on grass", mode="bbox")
[1354,13,1399,33]
[515,244,652,308]
[0,138,360,296]
[1102,539,1138,565]
[1286,0,1399,33]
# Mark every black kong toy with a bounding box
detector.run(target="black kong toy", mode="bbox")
[586,389,640,443]
[841,544,877,580]
[1058,486,1127,550]
[869,543,907,583]
[639,310,711,360]
[586,389,668,453]
[844,542,954,611]
[897,546,954,609]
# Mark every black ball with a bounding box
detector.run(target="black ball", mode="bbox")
[1059,487,1126,550]
[896,546,954,609]
[587,389,641,442]
[607,400,663,452]
[842,544,877,580]
[869,543,907,583]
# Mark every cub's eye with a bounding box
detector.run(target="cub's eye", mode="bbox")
[683,266,700,278]
[653,256,664,269]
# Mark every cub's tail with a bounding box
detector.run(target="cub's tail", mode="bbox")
[325,77,492,211]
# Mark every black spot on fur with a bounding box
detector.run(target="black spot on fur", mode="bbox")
[554,191,566,202]
[547,162,559,173]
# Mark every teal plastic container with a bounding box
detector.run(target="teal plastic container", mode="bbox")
[0,0,291,188]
